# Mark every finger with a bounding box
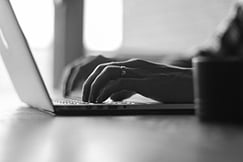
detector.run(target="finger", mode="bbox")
[82,60,149,102]
[88,66,145,102]
[62,56,94,97]
[82,63,109,101]
[71,55,116,90]
[68,64,85,90]
[110,90,135,101]
[88,65,121,102]
[62,64,79,97]
[82,62,128,101]
[96,78,139,103]
[64,55,115,98]
[82,61,136,100]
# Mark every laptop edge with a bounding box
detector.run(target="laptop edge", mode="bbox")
[0,0,195,116]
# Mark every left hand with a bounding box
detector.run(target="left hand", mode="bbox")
[82,59,193,103]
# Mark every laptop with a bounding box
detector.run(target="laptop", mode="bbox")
[0,0,194,116]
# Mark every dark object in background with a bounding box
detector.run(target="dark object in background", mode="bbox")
[193,56,243,123]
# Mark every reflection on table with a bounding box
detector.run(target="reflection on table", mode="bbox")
[0,94,243,162]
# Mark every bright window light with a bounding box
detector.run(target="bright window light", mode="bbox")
[10,0,54,49]
[0,0,54,92]
[84,0,123,51]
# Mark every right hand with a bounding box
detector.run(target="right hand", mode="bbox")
[81,59,193,103]
[62,55,116,97]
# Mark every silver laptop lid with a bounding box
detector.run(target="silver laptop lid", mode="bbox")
[0,0,54,112]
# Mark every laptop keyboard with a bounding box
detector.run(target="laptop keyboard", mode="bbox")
[53,98,90,105]
[53,98,136,105]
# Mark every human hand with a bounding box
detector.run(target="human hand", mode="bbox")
[82,59,193,103]
[62,55,116,97]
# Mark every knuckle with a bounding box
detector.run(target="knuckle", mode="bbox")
[96,62,118,74]
[66,61,80,71]
[98,63,108,69]
[103,65,116,73]
[128,58,145,65]
[129,58,141,62]
[103,66,110,72]
[65,65,76,74]
[95,64,105,72]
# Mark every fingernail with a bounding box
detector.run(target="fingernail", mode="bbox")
[63,91,69,97]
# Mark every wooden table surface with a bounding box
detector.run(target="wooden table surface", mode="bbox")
[0,93,243,162]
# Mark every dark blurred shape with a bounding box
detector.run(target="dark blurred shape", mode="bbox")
[193,56,243,124]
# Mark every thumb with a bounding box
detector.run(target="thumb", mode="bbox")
[110,90,135,101]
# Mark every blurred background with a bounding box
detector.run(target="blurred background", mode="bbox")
[0,0,237,96]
